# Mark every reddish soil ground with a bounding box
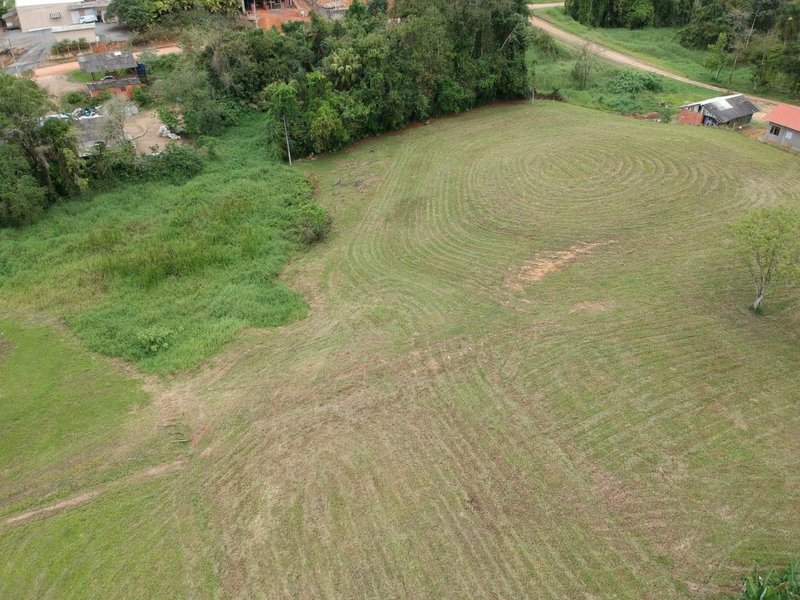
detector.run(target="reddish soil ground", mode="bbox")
[252,2,312,29]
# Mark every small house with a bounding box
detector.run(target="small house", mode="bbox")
[679,94,759,128]
[763,103,800,151]
[3,0,109,32]
[77,51,144,99]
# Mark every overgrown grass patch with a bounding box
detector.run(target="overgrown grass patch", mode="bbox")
[0,114,326,372]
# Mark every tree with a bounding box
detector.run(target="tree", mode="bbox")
[0,145,47,228]
[572,44,598,89]
[263,82,302,164]
[779,2,800,46]
[326,47,362,90]
[0,73,83,200]
[705,32,729,80]
[730,207,800,312]
[153,59,229,136]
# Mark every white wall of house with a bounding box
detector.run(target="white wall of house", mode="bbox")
[766,123,800,151]
[16,2,72,30]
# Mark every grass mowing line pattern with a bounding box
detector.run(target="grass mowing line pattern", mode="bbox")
[3,102,800,597]
[161,103,799,598]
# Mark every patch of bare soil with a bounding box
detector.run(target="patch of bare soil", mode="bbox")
[504,241,613,291]
[34,72,85,100]
[3,459,187,528]
[125,109,172,154]
[570,301,615,313]
[4,491,101,527]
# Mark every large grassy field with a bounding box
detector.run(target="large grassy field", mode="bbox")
[533,7,796,103]
[2,102,799,598]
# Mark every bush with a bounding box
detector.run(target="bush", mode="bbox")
[131,86,153,108]
[64,90,89,106]
[136,327,175,355]
[144,143,204,181]
[291,203,331,245]
[88,142,140,183]
[606,71,663,94]
[0,145,48,228]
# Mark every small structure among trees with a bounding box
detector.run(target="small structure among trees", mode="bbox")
[678,94,759,128]
[77,50,145,99]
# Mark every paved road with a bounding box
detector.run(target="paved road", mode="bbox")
[2,22,131,74]
[529,4,780,108]
[2,29,54,74]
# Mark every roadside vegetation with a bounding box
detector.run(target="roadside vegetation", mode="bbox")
[552,0,800,100]
[527,29,710,114]
[534,8,800,101]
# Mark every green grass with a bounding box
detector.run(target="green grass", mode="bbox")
[527,38,711,113]
[533,7,795,102]
[3,103,800,597]
[0,115,325,373]
[66,69,95,83]
[0,317,173,515]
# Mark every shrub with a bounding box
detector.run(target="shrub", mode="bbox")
[735,558,799,599]
[136,327,175,355]
[64,90,89,106]
[144,143,203,181]
[606,71,663,94]
[291,203,331,245]
[88,142,140,183]
[131,86,153,108]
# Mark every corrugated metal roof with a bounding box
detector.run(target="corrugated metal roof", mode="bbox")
[764,103,800,132]
[680,94,759,124]
[77,51,137,74]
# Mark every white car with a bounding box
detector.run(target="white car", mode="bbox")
[79,14,98,24]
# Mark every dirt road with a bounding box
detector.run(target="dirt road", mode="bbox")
[529,5,779,110]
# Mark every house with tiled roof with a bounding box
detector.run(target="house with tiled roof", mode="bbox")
[764,103,800,151]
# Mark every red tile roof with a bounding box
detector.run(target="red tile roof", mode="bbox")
[764,103,800,132]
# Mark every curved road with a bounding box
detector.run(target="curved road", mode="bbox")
[529,3,779,108]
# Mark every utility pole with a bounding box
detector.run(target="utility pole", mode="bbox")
[8,39,20,75]
[283,115,292,166]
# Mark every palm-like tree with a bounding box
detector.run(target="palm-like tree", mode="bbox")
[328,48,362,90]
[779,2,800,47]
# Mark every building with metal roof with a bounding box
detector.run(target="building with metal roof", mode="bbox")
[77,50,138,74]
[679,94,759,128]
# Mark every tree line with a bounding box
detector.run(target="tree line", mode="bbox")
[150,0,531,158]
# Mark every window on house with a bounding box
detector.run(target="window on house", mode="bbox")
[769,125,781,136]
[50,11,61,18]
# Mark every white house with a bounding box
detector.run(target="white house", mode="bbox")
[3,0,109,33]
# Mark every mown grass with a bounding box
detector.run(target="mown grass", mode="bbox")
[0,114,325,373]
[2,103,800,598]
[0,318,171,514]
[533,7,795,102]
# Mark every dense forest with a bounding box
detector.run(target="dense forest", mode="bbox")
[154,0,531,157]
[1,0,531,226]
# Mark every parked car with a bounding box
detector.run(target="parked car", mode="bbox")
[79,14,98,24]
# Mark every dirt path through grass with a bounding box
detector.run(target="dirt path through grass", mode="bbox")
[530,4,782,110]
